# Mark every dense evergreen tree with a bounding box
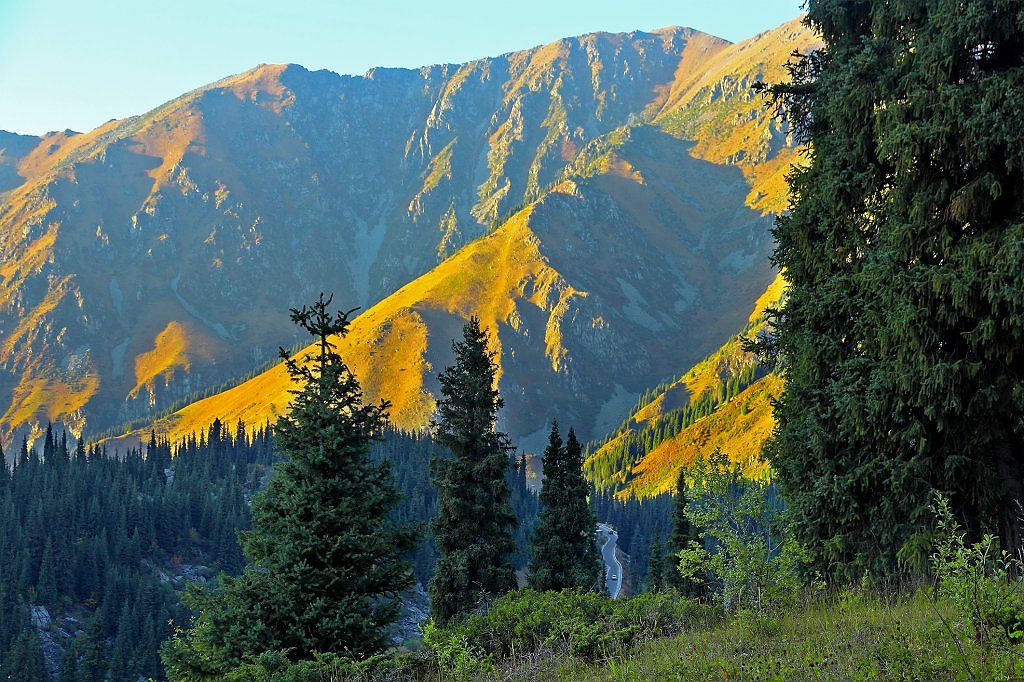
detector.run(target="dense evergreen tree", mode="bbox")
[666,468,702,595]
[163,294,415,674]
[591,489,674,592]
[5,628,46,680]
[645,527,666,593]
[764,0,1024,575]
[429,317,518,623]
[529,422,602,591]
[0,412,528,678]
[0,420,268,681]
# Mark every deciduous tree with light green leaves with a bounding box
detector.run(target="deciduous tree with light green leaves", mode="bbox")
[676,450,804,613]
[762,0,1024,577]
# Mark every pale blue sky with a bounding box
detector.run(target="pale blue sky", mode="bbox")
[0,0,804,136]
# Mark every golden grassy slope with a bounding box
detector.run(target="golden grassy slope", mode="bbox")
[14,18,812,450]
[576,19,819,494]
[654,16,820,215]
[113,201,580,444]
[620,374,781,498]
[98,20,813,451]
[583,270,788,498]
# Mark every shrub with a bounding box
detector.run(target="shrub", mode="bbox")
[422,619,493,680]
[432,589,708,664]
[676,450,806,613]
[930,493,1024,644]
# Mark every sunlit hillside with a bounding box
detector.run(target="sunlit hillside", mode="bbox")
[583,271,785,498]
[110,121,780,449]
[0,17,817,451]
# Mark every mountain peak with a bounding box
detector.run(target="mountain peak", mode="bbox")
[0,16,809,448]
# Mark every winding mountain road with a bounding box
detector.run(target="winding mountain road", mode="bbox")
[596,523,623,598]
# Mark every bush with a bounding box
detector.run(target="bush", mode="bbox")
[421,620,493,680]
[930,493,1024,644]
[430,589,708,664]
[675,450,806,614]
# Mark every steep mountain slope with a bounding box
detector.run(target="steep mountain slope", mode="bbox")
[0,131,40,196]
[653,16,819,214]
[112,122,777,449]
[0,17,817,448]
[584,273,785,499]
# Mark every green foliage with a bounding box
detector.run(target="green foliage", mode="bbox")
[930,493,1024,644]
[528,423,602,592]
[0,422,269,681]
[763,0,1024,577]
[590,489,674,590]
[676,450,806,613]
[666,467,703,596]
[164,293,415,675]
[434,589,707,664]
[421,619,494,680]
[558,589,1024,681]
[645,526,666,593]
[5,628,47,680]
[429,317,517,623]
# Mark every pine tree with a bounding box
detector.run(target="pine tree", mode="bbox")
[57,641,79,682]
[646,526,665,593]
[764,1,1024,575]
[37,538,57,604]
[429,317,517,623]
[78,613,108,682]
[666,467,702,596]
[5,628,46,681]
[529,422,602,592]
[163,293,415,673]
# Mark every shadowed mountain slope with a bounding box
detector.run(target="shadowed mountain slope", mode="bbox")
[0,18,818,449]
[112,125,777,449]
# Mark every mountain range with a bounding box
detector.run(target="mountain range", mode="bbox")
[0,17,818,478]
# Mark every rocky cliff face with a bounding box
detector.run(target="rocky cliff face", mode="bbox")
[0,18,818,446]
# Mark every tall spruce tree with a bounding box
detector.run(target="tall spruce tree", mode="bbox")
[666,467,702,596]
[645,526,666,593]
[529,423,602,592]
[764,1,1024,575]
[163,294,414,674]
[429,317,517,623]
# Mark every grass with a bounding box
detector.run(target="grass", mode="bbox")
[552,589,1024,681]
[232,588,1024,681]
[623,374,779,498]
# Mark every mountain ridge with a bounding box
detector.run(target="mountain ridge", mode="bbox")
[0,18,817,456]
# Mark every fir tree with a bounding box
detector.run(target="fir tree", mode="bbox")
[163,293,415,673]
[57,641,78,682]
[763,0,1024,574]
[666,467,702,596]
[5,628,46,681]
[78,613,108,682]
[529,422,602,592]
[646,526,665,593]
[429,317,517,623]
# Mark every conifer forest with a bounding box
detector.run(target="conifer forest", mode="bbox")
[1,0,1024,679]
